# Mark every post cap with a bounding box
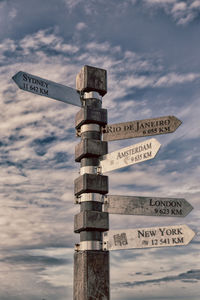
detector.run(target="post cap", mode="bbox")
[76,65,107,96]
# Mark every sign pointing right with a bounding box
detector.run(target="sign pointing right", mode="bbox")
[104,195,193,217]
[103,225,195,251]
[102,116,182,141]
[100,138,161,173]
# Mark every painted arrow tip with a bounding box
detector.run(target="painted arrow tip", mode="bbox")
[149,138,161,157]
[184,225,196,245]
[184,200,194,217]
[12,71,22,86]
[170,115,182,130]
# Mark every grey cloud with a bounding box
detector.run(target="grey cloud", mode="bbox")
[31,135,58,156]
[0,6,200,299]
[142,0,200,25]
[1,254,71,266]
[116,269,200,288]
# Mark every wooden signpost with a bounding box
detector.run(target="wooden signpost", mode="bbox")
[12,65,195,300]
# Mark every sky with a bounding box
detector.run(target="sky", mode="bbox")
[1,0,200,299]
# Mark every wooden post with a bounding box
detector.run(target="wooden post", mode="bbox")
[73,65,110,300]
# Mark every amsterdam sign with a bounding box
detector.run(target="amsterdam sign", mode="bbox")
[12,71,81,107]
[102,116,182,141]
[103,225,195,251]
[100,138,161,173]
[103,195,193,217]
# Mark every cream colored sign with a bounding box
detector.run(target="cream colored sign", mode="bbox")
[103,225,195,251]
[100,138,161,173]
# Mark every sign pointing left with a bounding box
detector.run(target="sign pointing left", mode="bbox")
[12,71,81,107]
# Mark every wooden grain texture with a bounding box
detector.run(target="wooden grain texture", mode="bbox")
[76,65,107,96]
[104,195,193,217]
[74,251,110,300]
[74,174,109,196]
[102,116,182,141]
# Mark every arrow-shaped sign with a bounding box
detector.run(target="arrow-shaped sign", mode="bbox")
[12,71,81,107]
[103,225,195,251]
[102,116,182,141]
[104,195,193,217]
[100,138,161,173]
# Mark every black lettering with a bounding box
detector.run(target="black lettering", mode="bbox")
[145,122,150,128]
[166,229,171,235]
[136,122,139,132]
[165,126,170,132]
[107,126,113,133]
[139,123,145,129]
[159,228,165,236]
[124,124,134,131]
[27,75,32,83]
[40,88,48,95]
[115,127,121,132]
[177,237,184,243]
[143,151,152,159]
[150,199,154,206]
[164,119,170,125]
[138,230,144,238]
[177,228,183,235]
[23,73,28,81]
[172,237,184,244]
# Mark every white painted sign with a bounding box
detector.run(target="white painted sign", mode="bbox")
[100,138,161,173]
[103,225,195,251]
[12,71,81,107]
[103,195,193,217]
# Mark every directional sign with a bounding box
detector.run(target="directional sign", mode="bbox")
[12,71,81,107]
[104,195,193,217]
[103,225,195,251]
[100,138,161,173]
[102,116,182,141]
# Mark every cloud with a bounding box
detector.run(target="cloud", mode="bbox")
[191,0,200,8]
[63,0,83,11]
[116,269,200,287]
[143,0,200,25]
[1,254,70,266]
[75,22,87,30]
[8,7,17,19]
[0,25,199,300]
[154,72,200,87]
[19,29,79,56]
